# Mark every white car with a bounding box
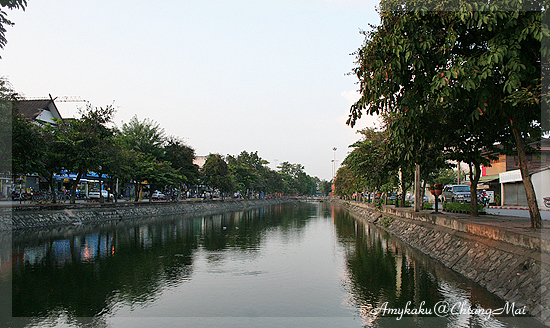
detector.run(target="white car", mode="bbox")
[152,190,166,200]
[88,190,113,200]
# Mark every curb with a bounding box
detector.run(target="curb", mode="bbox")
[488,206,550,211]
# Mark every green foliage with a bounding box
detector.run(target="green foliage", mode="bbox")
[120,115,166,159]
[201,153,234,197]
[346,1,541,221]
[0,77,18,174]
[380,216,393,228]
[7,76,320,201]
[443,202,484,213]
[277,161,317,195]
[0,0,27,50]
[318,180,332,196]
[163,136,199,186]
[428,168,459,186]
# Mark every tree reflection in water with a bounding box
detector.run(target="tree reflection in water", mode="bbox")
[5,202,541,328]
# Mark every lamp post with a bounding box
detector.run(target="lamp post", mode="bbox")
[430,183,443,213]
[333,147,337,179]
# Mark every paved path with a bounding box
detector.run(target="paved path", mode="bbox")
[397,205,550,242]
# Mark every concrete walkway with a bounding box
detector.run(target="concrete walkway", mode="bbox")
[430,207,548,241]
[346,201,550,254]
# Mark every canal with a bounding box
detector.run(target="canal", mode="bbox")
[0,201,544,327]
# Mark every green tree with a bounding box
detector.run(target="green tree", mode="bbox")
[120,115,166,159]
[201,153,233,199]
[0,77,16,176]
[226,151,270,197]
[341,128,397,200]
[34,122,65,203]
[277,162,317,195]
[56,104,117,203]
[163,136,199,190]
[319,180,332,196]
[0,0,27,50]
[11,107,43,176]
[118,115,173,200]
[347,1,543,223]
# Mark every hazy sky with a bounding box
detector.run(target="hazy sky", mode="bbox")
[1,0,381,181]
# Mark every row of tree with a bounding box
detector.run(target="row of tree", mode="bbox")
[340,0,547,228]
[4,79,326,202]
[201,152,326,198]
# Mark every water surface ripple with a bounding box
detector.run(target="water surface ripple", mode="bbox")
[1,202,543,327]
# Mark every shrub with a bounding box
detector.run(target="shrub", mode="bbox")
[443,202,484,213]
[380,216,393,227]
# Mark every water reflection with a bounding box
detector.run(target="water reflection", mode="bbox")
[332,205,538,328]
[1,202,543,327]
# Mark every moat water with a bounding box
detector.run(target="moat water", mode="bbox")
[0,202,544,327]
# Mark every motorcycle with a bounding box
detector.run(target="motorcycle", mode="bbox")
[544,197,550,208]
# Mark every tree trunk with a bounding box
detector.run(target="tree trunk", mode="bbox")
[511,127,542,229]
[98,173,104,203]
[414,164,421,212]
[134,182,140,202]
[47,173,57,204]
[468,162,481,217]
[70,171,83,204]
[421,180,427,204]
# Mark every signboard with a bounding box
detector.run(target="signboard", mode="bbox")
[499,169,522,184]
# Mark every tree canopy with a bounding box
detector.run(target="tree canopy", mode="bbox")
[346,0,545,226]
[0,0,27,50]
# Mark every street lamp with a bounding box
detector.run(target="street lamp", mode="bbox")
[332,147,337,181]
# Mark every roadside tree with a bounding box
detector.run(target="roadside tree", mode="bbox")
[347,1,543,223]
[202,153,233,199]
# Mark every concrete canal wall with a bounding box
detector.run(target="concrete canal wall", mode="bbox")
[0,198,296,231]
[336,199,549,326]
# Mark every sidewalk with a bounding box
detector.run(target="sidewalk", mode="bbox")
[346,200,550,252]
[488,205,550,211]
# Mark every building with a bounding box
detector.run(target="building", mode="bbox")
[4,97,64,198]
[13,95,62,125]
[481,138,550,207]
[193,156,207,169]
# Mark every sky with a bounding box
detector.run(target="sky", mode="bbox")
[1,0,381,181]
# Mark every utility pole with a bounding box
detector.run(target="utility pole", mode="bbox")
[332,147,337,181]
[414,164,421,212]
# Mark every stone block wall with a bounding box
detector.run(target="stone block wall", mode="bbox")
[0,198,295,231]
[338,200,549,326]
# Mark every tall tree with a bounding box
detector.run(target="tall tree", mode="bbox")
[57,104,116,203]
[0,77,16,177]
[163,136,199,189]
[201,153,233,199]
[120,115,166,160]
[348,0,543,224]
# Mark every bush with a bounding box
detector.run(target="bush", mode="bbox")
[422,202,433,210]
[380,216,393,227]
[443,202,484,213]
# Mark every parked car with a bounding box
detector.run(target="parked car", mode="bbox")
[441,185,471,203]
[152,190,166,200]
[88,190,113,200]
[408,194,428,203]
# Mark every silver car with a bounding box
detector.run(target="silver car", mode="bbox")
[441,185,471,203]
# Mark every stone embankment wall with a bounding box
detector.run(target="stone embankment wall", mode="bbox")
[0,198,296,231]
[336,199,549,326]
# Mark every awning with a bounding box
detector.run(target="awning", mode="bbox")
[479,174,499,183]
